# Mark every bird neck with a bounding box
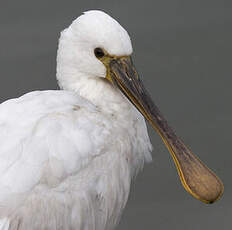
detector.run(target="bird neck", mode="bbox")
[58,74,133,115]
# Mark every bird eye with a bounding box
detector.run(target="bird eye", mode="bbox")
[94,48,105,58]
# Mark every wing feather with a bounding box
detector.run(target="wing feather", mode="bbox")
[0,90,110,214]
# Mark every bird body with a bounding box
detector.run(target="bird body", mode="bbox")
[0,89,151,230]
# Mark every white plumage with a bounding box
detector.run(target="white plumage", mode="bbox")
[0,11,152,230]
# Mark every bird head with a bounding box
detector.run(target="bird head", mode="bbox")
[56,10,223,204]
[56,10,132,86]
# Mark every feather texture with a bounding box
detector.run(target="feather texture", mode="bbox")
[0,90,151,230]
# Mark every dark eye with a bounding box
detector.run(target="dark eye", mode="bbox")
[94,48,105,58]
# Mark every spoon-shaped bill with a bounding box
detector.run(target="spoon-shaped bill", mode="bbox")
[108,56,224,204]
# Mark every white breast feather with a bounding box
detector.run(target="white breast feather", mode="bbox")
[0,90,152,230]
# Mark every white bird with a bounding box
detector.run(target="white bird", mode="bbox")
[0,10,223,230]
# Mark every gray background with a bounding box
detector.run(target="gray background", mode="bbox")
[0,0,231,229]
